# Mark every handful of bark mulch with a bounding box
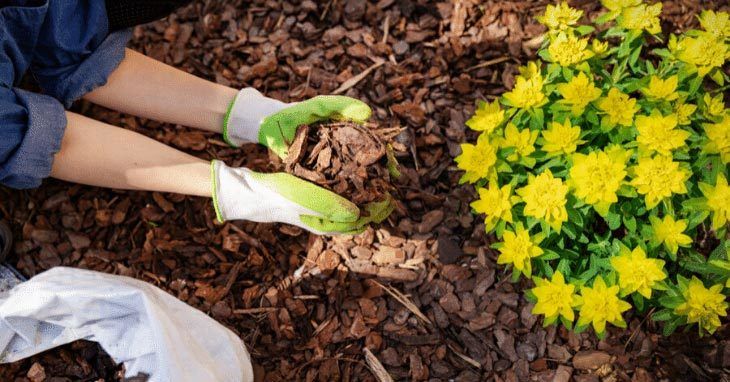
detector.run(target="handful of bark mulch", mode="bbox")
[282,121,401,226]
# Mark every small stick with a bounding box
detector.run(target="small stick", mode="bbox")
[233,307,279,315]
[333,60,385,95]
[363,348,394,382]
[465,56,511,72]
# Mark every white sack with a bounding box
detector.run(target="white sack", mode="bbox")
[0,266,253,382]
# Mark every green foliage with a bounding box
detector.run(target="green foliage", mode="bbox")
[456,1,730,337]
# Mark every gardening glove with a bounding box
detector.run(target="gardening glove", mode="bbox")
[211,160,364,235]
[222,88,372,158]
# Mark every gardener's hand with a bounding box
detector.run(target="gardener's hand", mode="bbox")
[211,160,364,235]
[222,88,371,158]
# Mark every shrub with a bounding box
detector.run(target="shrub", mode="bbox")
[456,1,730,338]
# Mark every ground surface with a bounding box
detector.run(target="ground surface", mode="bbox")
[1,0,729,381]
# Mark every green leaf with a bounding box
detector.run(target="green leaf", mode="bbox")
[658,295,684,309]
[632,293,645,312]
[576,25,596,36]
[541,249,561,261]
[651,309,674,322]
[557,259,572,278]
[687,211,710,230]
[709,68,725,86]
[623,215,637,233]
[662,317,685,336]
[606,212,622,231]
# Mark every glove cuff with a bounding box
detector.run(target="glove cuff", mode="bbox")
[223,88,289,147]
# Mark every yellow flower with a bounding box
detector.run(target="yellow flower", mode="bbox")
[548,33,594,67]
[557,72,602,116]
[455,133,498,184]
[517,170,569,231]
[541,119,584,156]
[641,75,679,101]
[597,88,639,128]
[671,32,728,77]
[649,215,692,255]
[518,61,541,80]
[635,111,689,156]
[704,93,725,117]
[600,0,641,12]
[576,277,632,335]
[703,115,730,164]
[604,143,633,164]
[699,174,730,230]
[471,182,518,232]
[674,102,697,125]
[532,271,579,324]
[497,225,543,277]
[698,10,730,39]
[504,75,547,110]
[467,99,505,133]
[610,246,666,298]
[537,2,583,31]
[591,39,609,55]
[500,123,538,161]
[618,3,662,34]
[675,277,728,335]
[630,155,690,209]
[568,149,627,216]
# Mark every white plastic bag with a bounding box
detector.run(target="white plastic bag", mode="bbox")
[0,267,253,382]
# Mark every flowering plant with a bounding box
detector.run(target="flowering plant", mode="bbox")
[457,1,730,338]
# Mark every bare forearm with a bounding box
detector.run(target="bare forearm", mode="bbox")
[84,49,237,133]
[50,112,211,197]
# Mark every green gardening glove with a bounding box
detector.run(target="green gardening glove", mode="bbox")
[223,88,372,158]
[211,160,368,235]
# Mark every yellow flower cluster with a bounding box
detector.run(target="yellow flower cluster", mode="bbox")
[610,246,666,298]
[548,33,594,67]
[576,277,632,335]
[597,88,639,128]
[568,147,628,216]
[531,271,578,324]
[504,74,547,110]
[650,215,692,255]
[459,1,729,337]
[675,277,728,335]
[517,170,569,232]
[635,112,689,156]
[466,100,504,133]
[541,120,584,156]
[699,174,730,230]
[537,2,583,32]
[500,123,538,162]
[641,75,679,101]
[703,115,730,164]
[630,156,690,209]
[558,72,602,116]
[618,3,662,34]
[471,182,517,232]
[497,225,544,277]
[670,16,730,77]
[455,133,497,184]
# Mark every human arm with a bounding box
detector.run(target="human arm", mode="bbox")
[50,112,212,196]
[83,49,238,133]
[83,49,372,158]
[49,113,362,234]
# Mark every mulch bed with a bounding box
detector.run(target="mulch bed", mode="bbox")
[1,0,729,381]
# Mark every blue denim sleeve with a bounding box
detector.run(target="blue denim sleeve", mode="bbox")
[30,1,132,108]
[0,87,67,189]
[0,2,67,189]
